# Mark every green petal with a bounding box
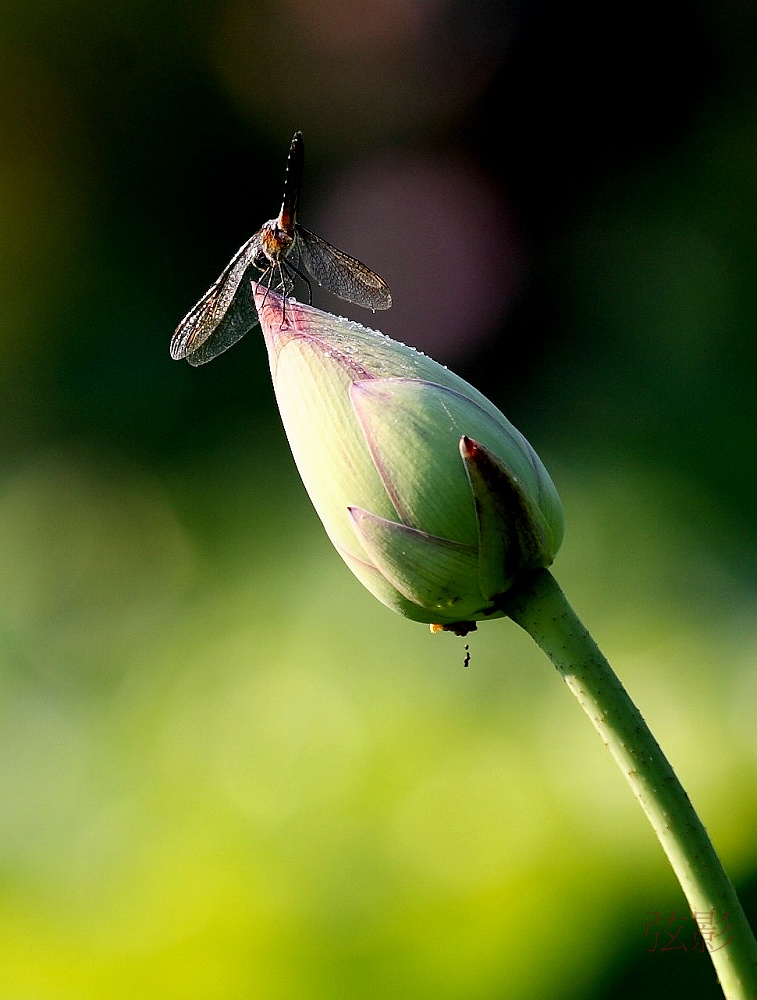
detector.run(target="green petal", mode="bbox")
[348,506,495,620]
[350,378,547,548]
[260,316,398,562]
[460,436,554,601]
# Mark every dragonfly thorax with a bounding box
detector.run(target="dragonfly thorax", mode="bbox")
[257,220,295,268]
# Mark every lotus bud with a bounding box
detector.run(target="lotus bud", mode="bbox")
[255,284,564,633]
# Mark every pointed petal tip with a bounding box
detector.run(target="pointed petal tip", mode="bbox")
[252,282,306,333]
[459,435,476,459]
[252,283,279,332]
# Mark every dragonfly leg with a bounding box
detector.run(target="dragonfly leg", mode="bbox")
[257,262,292,328]
[283,258,313,306]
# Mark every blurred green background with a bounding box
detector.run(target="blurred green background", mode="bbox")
[1,1,757,997]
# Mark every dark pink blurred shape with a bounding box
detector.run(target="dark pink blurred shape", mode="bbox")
[311,154,523,363]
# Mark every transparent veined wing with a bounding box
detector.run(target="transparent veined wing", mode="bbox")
[187,271,296,365]
[295,225,392,311]
[184,276,259,366]
[170,234,261,365]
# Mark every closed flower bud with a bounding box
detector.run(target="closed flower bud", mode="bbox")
[256,285,564,632]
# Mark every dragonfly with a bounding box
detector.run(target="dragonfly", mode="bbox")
[170,131,392,366]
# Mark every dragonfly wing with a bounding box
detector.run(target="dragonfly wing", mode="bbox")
[185,276,260,366]
[295,225,392,311]
[185,265,297,365]
[170,234,260,362]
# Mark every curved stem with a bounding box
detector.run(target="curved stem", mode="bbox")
[504,568,757,1000]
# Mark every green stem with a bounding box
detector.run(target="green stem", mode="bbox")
[504,568,757,1000]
